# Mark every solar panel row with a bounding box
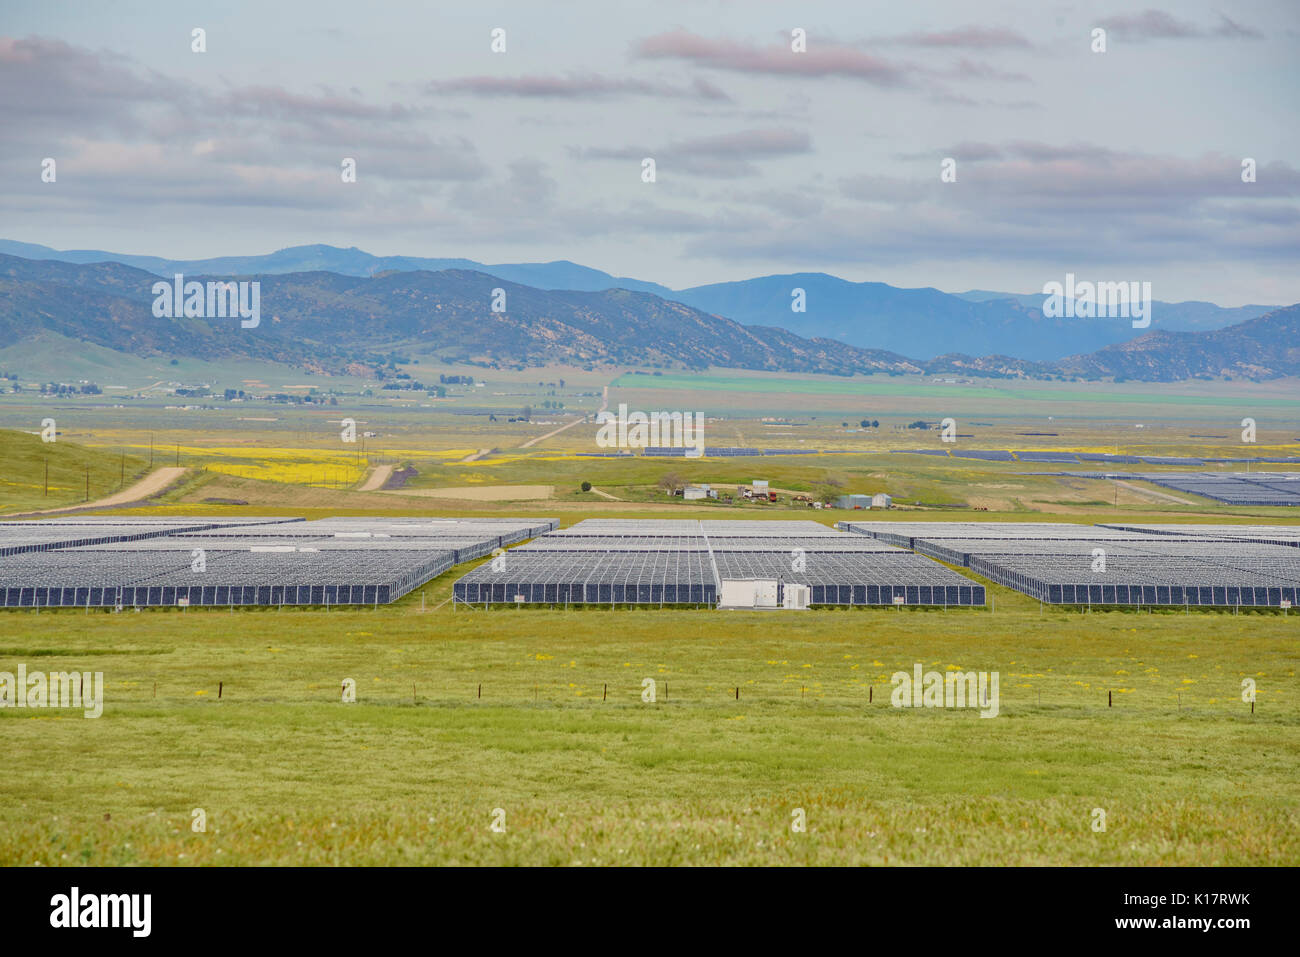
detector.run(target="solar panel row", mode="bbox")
[453,519,984,607]
[0,518,556,608]
[1030,472,1300,507]
[839,521,1300,607]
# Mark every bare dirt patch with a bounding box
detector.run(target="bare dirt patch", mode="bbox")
[381,484,555,501]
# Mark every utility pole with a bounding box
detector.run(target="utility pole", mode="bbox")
[44,458,48,497]
[149,433,154,468]
[84,465,89,501]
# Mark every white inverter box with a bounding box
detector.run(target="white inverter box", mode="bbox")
[782,583,811,610]
[719,579,779,608]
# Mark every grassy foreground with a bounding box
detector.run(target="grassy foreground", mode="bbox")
[2,565,1296,866]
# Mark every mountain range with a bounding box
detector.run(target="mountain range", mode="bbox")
[0,240,1279,363]
[0,246,1296,383]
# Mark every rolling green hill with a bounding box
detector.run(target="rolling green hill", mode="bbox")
[0,428,148,514]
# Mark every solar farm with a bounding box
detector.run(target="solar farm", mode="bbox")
[0,517,556,608]
[1042,471,1300,506]
[838,521,1300,608]
[452,518,986,607]
[7,513,1297,612]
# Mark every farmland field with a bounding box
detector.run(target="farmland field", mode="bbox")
[2,557,1296,867]
[1,367,1297,866]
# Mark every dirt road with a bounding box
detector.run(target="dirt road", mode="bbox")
[358,464,394,492]
[380,484,554,501]
[1112,480,1199,505]
[25,467,189,516]
[520,384,609,449]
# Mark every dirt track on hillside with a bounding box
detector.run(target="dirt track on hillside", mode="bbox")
[23,467,189,516]
[358,464,394,492]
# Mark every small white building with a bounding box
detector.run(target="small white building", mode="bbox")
[782,583,811,610]
[872,493,892,509]
[719,579,780,609]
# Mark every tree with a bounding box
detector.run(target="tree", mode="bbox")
[580,481,592,492]
[658,471,685,494]
[814,475,845,505]
[521,405,533,420]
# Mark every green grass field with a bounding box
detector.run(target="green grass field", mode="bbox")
[0,377,1297,866]
[2,559,1296,866]
[0,430,148,513]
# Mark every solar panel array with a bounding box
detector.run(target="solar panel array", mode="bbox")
[0,516,297,557]
[1097,523,1300,548]
[1014,451,1084,463]
[0,517,556,608]
[453,519,985,607]
[632,449,1300,465]
[839,520,1300,607]
[641,446,812,457]
[949,450,1018,462]
[1032,471,1300,506]
[1134,472,1300,506]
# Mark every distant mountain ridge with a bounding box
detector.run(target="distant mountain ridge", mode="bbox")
[0,251,1296,383]
[0,253,919,378]
[0,240,1277,362]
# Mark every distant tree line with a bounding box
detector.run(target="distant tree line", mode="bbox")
[41,382,101,395]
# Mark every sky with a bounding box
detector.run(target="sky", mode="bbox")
[1,0,1298,305]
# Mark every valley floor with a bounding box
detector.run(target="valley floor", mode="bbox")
[2,562,1295,866]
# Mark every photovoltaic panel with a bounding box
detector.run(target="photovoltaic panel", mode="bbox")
[838,519,1300,607]
[454,518,984,607]
[0,517,555,607]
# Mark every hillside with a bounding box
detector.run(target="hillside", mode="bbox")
[1055,304,1300,381]
[2,241,1272,361]
[0,254,919,377]
[0,428,149,514]
[0,252,1295,383]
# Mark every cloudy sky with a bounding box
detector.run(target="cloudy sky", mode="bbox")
[2,0,1297,304]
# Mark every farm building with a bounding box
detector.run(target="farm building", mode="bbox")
[835,493,891,510]
[836,494,872,509]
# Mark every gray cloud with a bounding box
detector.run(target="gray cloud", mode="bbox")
[0,0,1294,304]
[0,34,486,195]
[886,26,1034,49]
[633,29,915,87]
[1097,9,1263,41]
[578,128,813,178]
[428,73,732,101]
